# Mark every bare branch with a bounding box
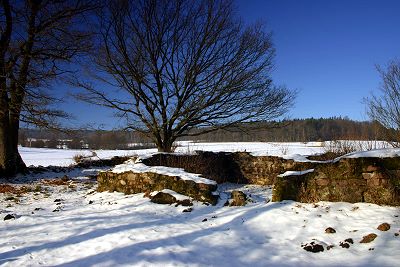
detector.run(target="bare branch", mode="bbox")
[79,0,296,152]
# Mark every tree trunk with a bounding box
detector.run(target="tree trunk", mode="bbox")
[0,115,26,177]
[156,136,176,153]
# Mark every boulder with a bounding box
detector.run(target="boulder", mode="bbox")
[325,227,336,234]
[3,214,15,221]
[226,190,248,206]
[360,233,378,243]
[302,242,324,253]
[150,192,177,205]
[377,223,390,231]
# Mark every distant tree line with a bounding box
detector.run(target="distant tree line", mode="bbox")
[189,117,387,143]
[19,117,389,149]
[19,129,153,150]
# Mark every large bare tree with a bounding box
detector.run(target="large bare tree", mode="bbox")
[78,0,296,152]
[365,60,400,146]
[0,0,97,176]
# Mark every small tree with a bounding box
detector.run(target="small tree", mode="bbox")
[365,61,400,146]
[78,0,296,152]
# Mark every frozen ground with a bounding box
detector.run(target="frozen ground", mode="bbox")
[1,142,399,266]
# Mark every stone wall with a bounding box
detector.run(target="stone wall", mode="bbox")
[97,152,400,206]
[142,152,313,185]
[231,153,314,185]
[273,157,400,206]
[141,152,247,184]
[97,171,218,205]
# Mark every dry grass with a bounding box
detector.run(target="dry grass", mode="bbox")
[0,184,20,194]
[325,140,357,157]
[73,154,86,164]
[0,184,31,194]
[42,179,70,186]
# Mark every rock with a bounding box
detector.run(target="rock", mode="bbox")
[228,190,247,206]
[54,199,63,203]
[4,214,15,221]
[202,218,208,222]
[344,238,354,244]
[325,227,336,233]
[176,199,193,207]
[377,223,390,231]
[394,233,399,237]
[88,200,94,204]
[150,192,177,205]
[182,208,193,213]
[53,207,61,212]
[302,242,324,253]
[327,245,334,250]
[360,233,378,243]
[143,191,151,198]
[366,165,379,172]
[339,242,350,249]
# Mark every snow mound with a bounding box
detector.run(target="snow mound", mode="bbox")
[340,148,400,159]
[111,161,217,185]
[150,189,191,201]
[278,169,315,177]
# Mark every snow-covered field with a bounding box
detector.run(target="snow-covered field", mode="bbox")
[20,141,326,167]
[1,142,399,267]
[19,140,395,167]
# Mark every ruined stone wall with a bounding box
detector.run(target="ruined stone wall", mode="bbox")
[231,153,315,185]
[141,152,247,184]
[97,152,400,206]
[97,171,218,205]
[273,157,400,206]
[142,152,314,185]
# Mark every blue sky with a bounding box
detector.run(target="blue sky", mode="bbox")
[236,0,400,121]
[60,0,400,129]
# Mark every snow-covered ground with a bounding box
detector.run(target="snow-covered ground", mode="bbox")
[18,146,154,167]
[1,142,399,266]
[19,140,394,167]
[20,141,325,167]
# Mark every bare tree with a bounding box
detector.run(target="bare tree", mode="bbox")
[78,0,296,152]
[0,0,98,176]
[365,60,400,146]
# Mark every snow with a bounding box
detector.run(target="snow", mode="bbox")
[19,146,155,167]
[151,189,191,201]
[341,148,400,159]
[0,142,398,266]
[1,180,399,267]
[19,141,325,167]
[111,161,217,185]
[19,141,324,168]
[174,141,326,157]
[18,140,395,168]
[278,169,315,177]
